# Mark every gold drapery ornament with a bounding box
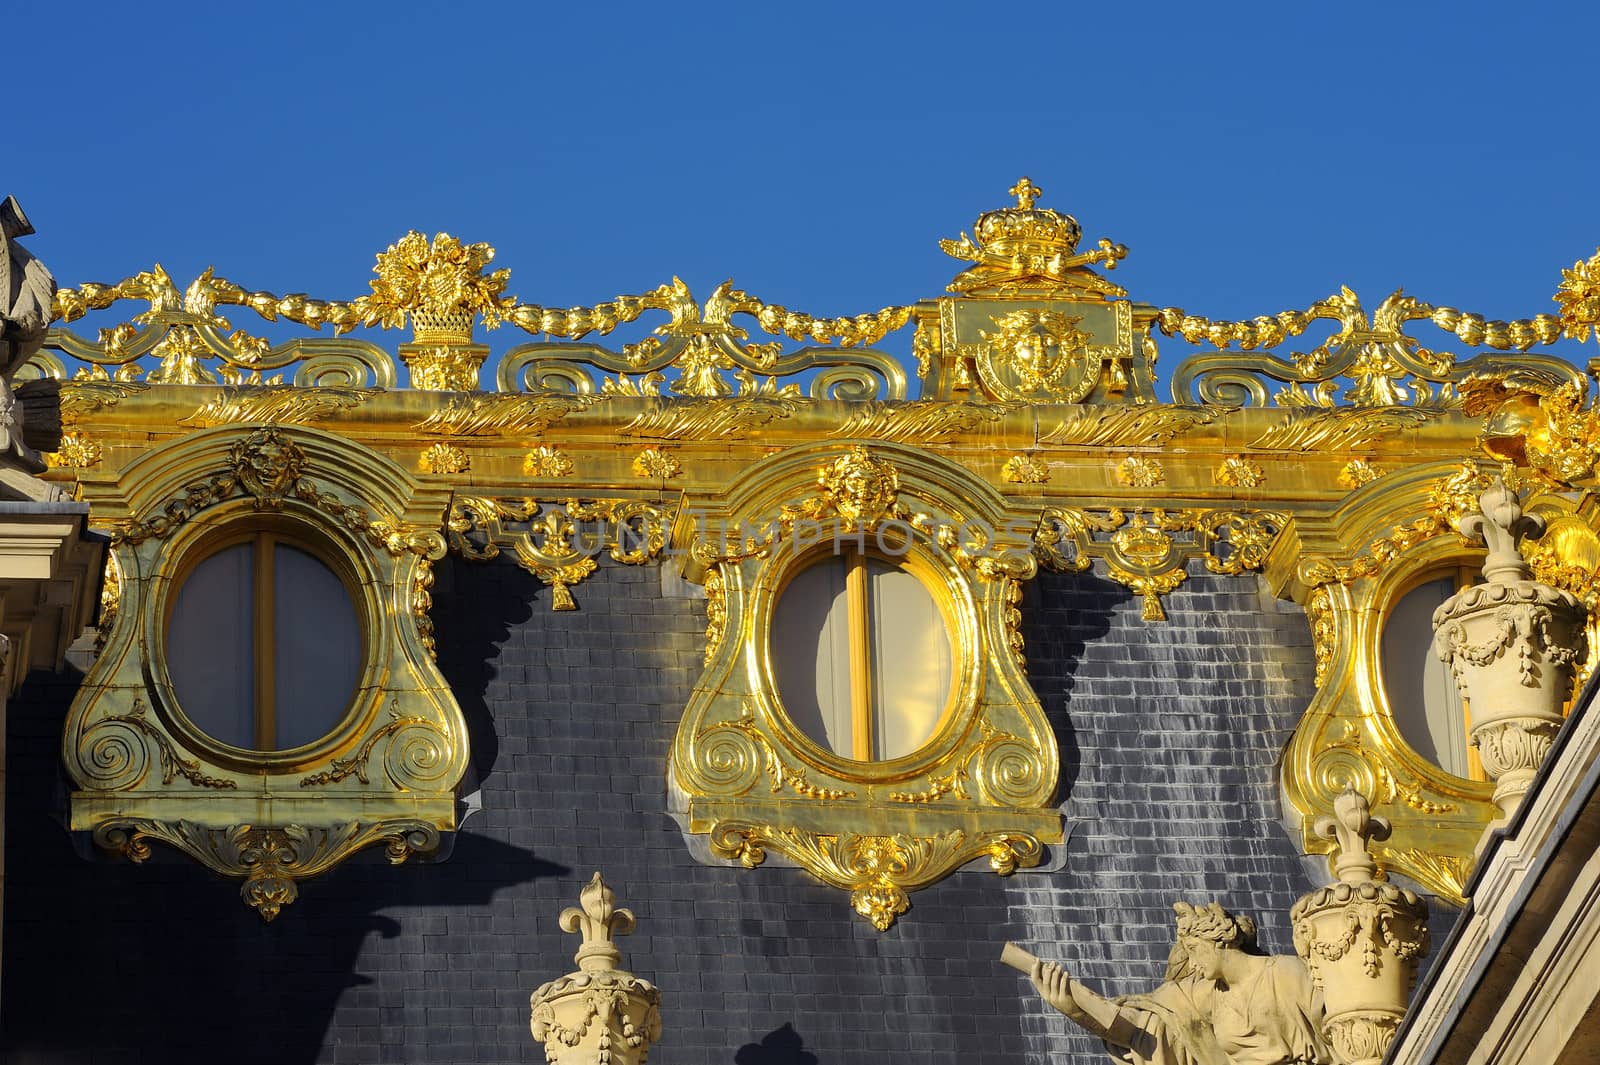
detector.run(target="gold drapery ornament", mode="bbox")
[448,497,670,611]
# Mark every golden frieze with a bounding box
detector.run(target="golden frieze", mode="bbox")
[413,393,597,437]
[52,379,149,421]
[1246,406,1443,452]
[619,391,806,440]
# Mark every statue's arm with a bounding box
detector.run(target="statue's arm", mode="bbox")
[1029,960,1142,1046]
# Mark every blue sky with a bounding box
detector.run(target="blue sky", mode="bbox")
[13,1,1600,378]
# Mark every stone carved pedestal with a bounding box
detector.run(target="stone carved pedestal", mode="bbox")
[1432,477,1588,834]
[1292,788,1430,1065]
[530,873,662,1065]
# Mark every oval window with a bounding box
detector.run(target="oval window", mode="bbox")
[166,533,363,751]
[1380,570,1482,780]
[770,551,954,761]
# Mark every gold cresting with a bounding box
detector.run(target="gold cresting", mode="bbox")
[33,181,1600,923]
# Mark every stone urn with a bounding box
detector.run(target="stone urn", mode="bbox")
[530,873,662,1065]
[1431,477,1587,828]
[1292,788,1430,1065]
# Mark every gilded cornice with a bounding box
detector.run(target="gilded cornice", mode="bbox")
[31,178,1600,925]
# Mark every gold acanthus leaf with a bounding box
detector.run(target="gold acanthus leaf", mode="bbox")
[831,401,1010,442]
[1040,405,1223,448]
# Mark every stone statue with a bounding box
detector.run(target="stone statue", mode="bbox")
[0,196,61,493]
[1011,902,1330,1065]
[0,196,55,375]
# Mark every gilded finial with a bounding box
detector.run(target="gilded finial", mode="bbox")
[557,872,636,973]
[1008,176,1042,209]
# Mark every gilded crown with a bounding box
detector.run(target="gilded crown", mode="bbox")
[971,177,1082,256]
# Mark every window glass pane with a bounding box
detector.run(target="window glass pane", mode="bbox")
[770,554,952,761]
[868,560,951,760]
[168,542,255,749]
[771,557,853,755]
[273,544,362,750]
[1382,576,1470,776]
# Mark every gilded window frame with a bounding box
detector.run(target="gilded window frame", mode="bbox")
[62,424,469,920]
[1273,464,1600,903]
[666,441,1061,930]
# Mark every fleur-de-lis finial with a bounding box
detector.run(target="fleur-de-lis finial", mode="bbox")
[557,872,636,973]
[1312,786,1391,884]
[1458,474,1544,585]
[1009,176,1041,209]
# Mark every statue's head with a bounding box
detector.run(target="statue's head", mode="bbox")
[1166,901,1260,982]
[0,197,33,242]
